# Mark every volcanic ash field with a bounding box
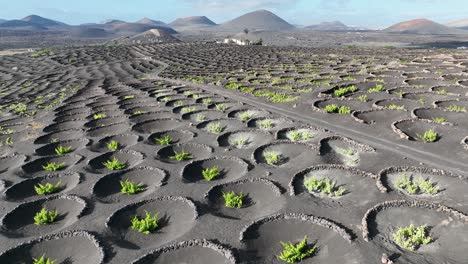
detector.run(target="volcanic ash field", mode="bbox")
[0,43,468,263]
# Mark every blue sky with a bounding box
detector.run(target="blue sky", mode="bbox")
[1,0,467,28]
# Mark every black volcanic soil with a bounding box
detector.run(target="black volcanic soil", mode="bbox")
[1,42,468,264]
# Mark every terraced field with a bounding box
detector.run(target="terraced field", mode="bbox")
[0,43,467,263]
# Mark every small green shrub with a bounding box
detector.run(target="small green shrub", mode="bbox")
[368,84,385,93]
[338,106,351,114]
[287,130,313,142]
[215,103,227,111]
[263,151,281,165]
[225,83,242,90]
[239,111,254,121]
[418,177,440,195]
[396,174,439,195]
[202,98,213,105]
[207,122,225,133]
[417,129,438,143]
[393,224,432,251]
[304,176,346,197]
[394,90,405,97]
[54,145,73,155]
[124,95,135,99]
[181,107,195,114]
[278,236,316,263]
[102,157,127,170]
[93,113,107,120]
[33,255,56,264]
[195,114,206,121]
[323,104,350,114]
[343,75,356,81]
[222,191,244,208]
[358,94,368,102]
[259,119,274,129]
[240,86,255,93]
[107,140,119,151]
[131,211,159,235]
[155,135,173,145]
[340,148,355,156]
[446,105,466,112]
[0,126,16,135]
[324,104,339,113]
[35,181,62,195]
[169,150,192,161]
[42,162,65,171]
[387,104,406,110]
[132,110,145,116]
[233,137,249,147]
[120,178,145,195]
[436,89,447,95]
[34,208,58,225]
[432,117,447,123]
[202,166,220,181]
[333,85,357,97]
[268,93,298,103]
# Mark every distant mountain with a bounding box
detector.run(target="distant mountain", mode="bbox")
[70,27,111,38]
[21,15,67,27]
[221,10,294,31]
[110,28,180,45]
[102,19,125,25]
[110,22,177,36]
[169,16,216,27]
[137,17,166,26]
[130,29,179,42]
[306,21,351,31]
[384,18,466,34]
[0,20,47,30]
[0,19,5,24]
[446,19,468,28]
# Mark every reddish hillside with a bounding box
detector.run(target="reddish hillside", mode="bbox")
[384,18,464,34]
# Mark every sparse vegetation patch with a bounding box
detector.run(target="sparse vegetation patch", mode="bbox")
[417,129,438,142]
[278,236,316,263]
[33,255,56,264]
[169,150,192,161]
[202,166,220,181]
[42,162,66,171]
[263,151,282,165]
[304,176,346,197]
[35,181,62,195]
[395,174,440,195]
[120,178,145,195]
[334,85,357,97]
[222,191,244,208]
[102,157,127,170]
[393,224,432,251]
[34,207,58,225]
[131,211,159,235]
[287,130,313,142]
